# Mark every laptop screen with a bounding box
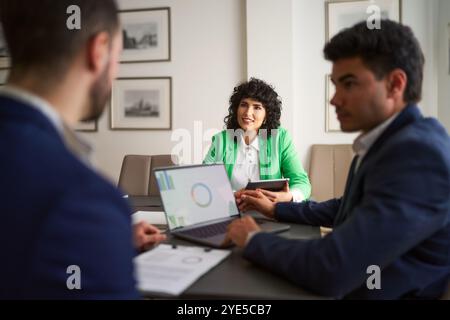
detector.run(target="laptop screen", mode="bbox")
[154,164,239,230]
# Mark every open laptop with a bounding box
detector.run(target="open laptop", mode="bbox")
[153,164,290,248]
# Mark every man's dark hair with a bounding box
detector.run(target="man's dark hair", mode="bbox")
[224,78,282,135]
[324,20,425,104]
[0,0,119,78]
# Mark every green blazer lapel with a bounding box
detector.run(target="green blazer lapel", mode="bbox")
[224,130,237,178]
[259,130,271,179]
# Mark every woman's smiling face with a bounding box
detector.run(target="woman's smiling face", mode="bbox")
[237,98,266,132]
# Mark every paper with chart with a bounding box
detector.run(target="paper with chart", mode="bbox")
[134,244,230,296]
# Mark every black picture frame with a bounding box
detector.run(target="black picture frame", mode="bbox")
[74,119,98,132]
[119,7,171,63]
[110,77,172,130]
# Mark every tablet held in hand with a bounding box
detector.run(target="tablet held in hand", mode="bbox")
[245,178,289,191]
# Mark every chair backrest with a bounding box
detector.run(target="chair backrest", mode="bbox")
[309,144,354,202]
[118,154,178,196]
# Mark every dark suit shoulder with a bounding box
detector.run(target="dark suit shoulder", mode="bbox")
[0,108,137,298]
[384,116,450,167]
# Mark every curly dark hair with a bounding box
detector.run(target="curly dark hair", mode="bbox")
[224,78,282,135]
[324,20,424,104]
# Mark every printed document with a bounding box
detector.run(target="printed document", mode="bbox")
[134,244,230,296]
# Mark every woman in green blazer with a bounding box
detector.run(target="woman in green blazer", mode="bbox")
[204,78,311,202]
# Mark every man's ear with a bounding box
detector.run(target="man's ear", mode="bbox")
[86,32,111,74]
[386,69,407,100]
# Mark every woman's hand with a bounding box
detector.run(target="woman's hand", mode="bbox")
[236,190,276,219]
[234,189,246,203]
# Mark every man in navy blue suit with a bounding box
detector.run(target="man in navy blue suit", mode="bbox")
[227,20,450,299]
[0,0,165,299]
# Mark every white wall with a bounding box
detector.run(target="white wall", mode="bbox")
[438,0,450,131]
[80,0,246,182]
[402,0,440,118]
[292,0,358,169]
[246,0,294,135]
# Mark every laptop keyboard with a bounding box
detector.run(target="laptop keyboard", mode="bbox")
[177,218,267,239]
[178,220,233,239]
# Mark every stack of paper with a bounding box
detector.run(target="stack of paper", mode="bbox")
[134,244,230,296]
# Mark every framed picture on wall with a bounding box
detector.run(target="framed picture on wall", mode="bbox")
[0,25,7,56]
[326,0,402,41]
[119,7,171,63]
[0,59,11,70]
[74,120,98,132]
[0,24,10,69]
[0,68,9,86]
[110,77,172,130]
[325,74,340,132]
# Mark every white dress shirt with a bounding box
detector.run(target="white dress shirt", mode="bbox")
[352,112,399,172]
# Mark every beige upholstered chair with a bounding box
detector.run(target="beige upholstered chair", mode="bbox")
[309,144,354,202]
[118,154,178,196]
[309,144,353,237]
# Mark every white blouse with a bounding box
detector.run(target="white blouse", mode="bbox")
[230,134,304,202]
[230,134,260,191]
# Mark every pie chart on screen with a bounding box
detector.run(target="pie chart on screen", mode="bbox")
[191,183,212,208]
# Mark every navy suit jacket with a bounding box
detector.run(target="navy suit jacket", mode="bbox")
[0,95,139,299]
[245,105,450,299]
